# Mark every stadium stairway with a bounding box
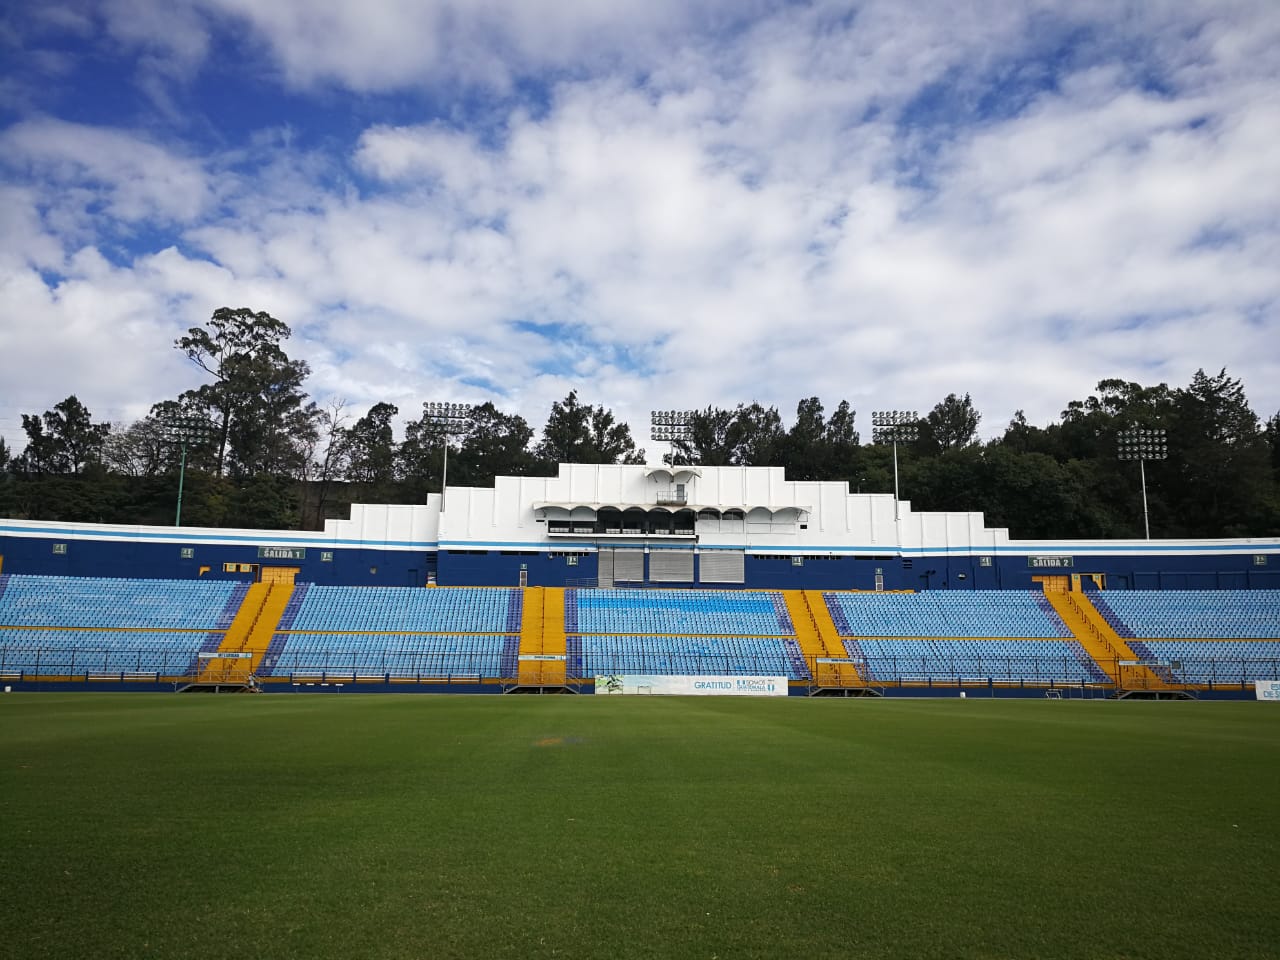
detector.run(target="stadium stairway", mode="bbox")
[783,590,866,691]
[514,586,568,690]
[1041,588,1176,695]
[517,587,544,685]
[194,582,294,690]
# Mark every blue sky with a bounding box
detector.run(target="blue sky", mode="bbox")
[1,0,1278,453]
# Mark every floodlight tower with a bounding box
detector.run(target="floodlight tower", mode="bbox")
[160,414,215,527]
[423,402,473,510]
[1117,426,1167,539]
[650,410,695,464]
[871,410,919,520]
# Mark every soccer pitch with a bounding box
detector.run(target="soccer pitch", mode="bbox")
[3,695,1278,959]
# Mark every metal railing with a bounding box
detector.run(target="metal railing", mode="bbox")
[3,643,1277,691]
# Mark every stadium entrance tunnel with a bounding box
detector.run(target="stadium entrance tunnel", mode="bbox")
[504,683,578,694]
[178,680,259,693]
[808,684,883,697]
[1114,688,1198,700]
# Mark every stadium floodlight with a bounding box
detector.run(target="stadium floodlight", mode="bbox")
[160,414,216,527]
[871,410,920,519]
[1117,426,1168,539]
[423,401,473,510]
[650,410,696,464]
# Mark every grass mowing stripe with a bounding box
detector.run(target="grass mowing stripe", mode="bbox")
[2,695,1278,959]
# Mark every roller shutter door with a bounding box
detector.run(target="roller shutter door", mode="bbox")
[649,549,694,583]
[612,549,644,584]
[700,549,745,584]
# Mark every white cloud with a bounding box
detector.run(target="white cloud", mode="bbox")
[0,119,216,227]
[1,0,1278,454]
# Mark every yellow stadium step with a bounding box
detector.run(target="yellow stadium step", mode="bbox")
[514,586,567,688]
[538,588,568,686]
[198,582,294,685]
[517,586,545,685]
[783,590,865,689]
[242,584,294,665]
[1041,588,1173,692]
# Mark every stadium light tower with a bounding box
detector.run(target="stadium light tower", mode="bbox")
[423,402,473,510]
[1117,426,1167,539]
[871,410,919,520]
[650,410,695,464]
[160,414,215,527]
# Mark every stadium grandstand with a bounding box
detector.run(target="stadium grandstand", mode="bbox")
[1,463,1278,697]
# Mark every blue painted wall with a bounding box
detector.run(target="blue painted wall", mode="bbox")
[3,530,1276,590]
[0,534,431,586]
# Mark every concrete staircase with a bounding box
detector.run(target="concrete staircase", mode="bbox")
[1042,588,1177,694]
[193,582,294,689]
[514,586,568,690]
[783,590,868,692]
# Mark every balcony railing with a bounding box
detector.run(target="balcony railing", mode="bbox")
[547,527,696,539]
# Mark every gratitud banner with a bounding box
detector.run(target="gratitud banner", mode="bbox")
[1255,680,1280,701]
[594,675,788,696]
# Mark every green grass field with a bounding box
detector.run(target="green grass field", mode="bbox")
[2,695,1278,959]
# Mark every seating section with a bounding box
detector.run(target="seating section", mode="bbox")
[569,589,793,635]
[843,638,1108,683]
[824,591,1099,684]
[0,628,221,675]
[0,575,246,678]
[5,573,1275,688]
[575,635,804,679]
[565,588,807,680]
[1084,591,1280,685]
[0,574,243,629]
[1090,590,1280,639]
[259,586,523,680]
[261,633,517,679]
[288,586,520,633]
[1122,639,1279,683]
[824,590,1072,638]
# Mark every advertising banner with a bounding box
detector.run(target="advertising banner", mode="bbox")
[1255,680,1280,701]
[594,675,788,696]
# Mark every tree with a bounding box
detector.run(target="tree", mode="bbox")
[346,403,400,486]
[825,400,859,449]
[399,408,448,492]
[102,417,170,478]
[784,397,828,480]
[18,396,110,474]
[1266,411,1280,475]
[299,399,352,529]
[727,402,785,466]
[997,410,1042,454]
[535,391,644,465]
[673,406,739,466]
[922,393,981,452]
[1165,368,1273,537]
[16,415,53,474]
[0,435,9,472]
[454,403,536,486]
[1056,378,1174,462]
[673,402,807,468]
[777,397,860,481]
[175,307,314,478]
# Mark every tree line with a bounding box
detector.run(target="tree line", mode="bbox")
[2,307,1278,539]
